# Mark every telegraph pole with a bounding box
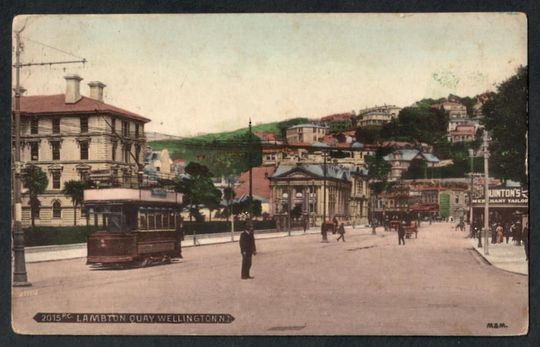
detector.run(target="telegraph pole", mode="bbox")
[483,130,490,255]
[322,150,328,241]
[12,27,86,287]
[468,149,474,238]
[248,119,253,222]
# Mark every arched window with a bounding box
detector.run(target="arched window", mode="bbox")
[52,200,61,219]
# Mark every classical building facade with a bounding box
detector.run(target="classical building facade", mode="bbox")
[269,164,359,227]
[15,74,150,226]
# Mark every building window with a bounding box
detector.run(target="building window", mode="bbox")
[52,171,61,189]
[135,124,140,138]
[122,121,129,137]
[30,142,39,161]
[51,141,60,160]
[124,144,131,163]
[52,200,61,219]
[52,118,60,134]
[112,141,117,161]
[80,116,89,133]
[80,141,89,160]
[79,170,90,182]
[135,144,141,163]
[31,118,39,134]
[111,117,116,134]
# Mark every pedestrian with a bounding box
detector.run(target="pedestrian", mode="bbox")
[384,215,389,231]
[504,222,511,244]
[491,223,497,244]
[398,221,406,246]
[522,223,529,261]
[515,221,522,246]
[337,223,346,242]
[496,223,504,243]
[332,216,338,235]
[176,216,184,259]
[239,224,256,279]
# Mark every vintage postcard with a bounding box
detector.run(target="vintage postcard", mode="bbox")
[11,13,528,335]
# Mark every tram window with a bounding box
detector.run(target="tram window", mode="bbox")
[149,213,155,229]
[156,212,163,229]
[163,213,169,228]
[169,213,175,227]
[107,213,123,232]
[139,213,147,230]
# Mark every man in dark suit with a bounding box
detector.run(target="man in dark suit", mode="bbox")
[240,224,256,279]
[398,221,406,246]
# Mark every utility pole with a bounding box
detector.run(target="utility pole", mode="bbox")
[248,119,253,222]
[483,130,490,255]
[468,149,474,238]
[322,150,328,241]
[12,26,86,287]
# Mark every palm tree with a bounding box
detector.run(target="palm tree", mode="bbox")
[62,180,92,226]
[21,165,48,227]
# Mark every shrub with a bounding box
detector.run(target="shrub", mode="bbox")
[24,226,101,247]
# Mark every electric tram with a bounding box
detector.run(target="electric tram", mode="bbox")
[84,188,183,267]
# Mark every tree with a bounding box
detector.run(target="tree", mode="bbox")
[21,165,48,228]
[482,65,528,186]
[223,186,236,221]
[365,147,394,234]
[174,162,222,222]
[231,196,262,220]
[62,180,93,226]
[380,107,448,144]
[329,120,353,134]
[402,158,428,180]
[355,125,383,144]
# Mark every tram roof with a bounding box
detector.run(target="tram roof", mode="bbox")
[84,188,182,206]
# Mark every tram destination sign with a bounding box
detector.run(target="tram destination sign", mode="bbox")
[472,187,528,205]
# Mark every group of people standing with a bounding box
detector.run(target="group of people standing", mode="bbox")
[472,219,529,261]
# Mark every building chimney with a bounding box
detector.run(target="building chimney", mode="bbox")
[88,81,106,102]
[64,74,83,104]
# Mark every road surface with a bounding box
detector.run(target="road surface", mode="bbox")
[12,223,528,335]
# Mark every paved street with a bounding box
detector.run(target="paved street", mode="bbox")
[12,223,528,336]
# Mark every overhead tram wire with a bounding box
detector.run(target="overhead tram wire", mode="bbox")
[22,36,87,61]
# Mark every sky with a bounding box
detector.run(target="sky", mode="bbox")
[13,13,527,137]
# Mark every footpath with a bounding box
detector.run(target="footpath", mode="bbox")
[24,225,372,263]
[470,235,528,275]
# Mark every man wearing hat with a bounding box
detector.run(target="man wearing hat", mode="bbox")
[239,222,256,279]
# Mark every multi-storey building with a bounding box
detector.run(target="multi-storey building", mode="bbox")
[15,74,150,226]
[383,149,440,181]
[447,124,477,143]
[286,124,328,144]
[356,105,401,128]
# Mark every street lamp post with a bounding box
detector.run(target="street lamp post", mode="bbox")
[12,28,30,287]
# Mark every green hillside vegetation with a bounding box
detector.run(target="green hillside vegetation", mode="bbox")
[149,118,309,177]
